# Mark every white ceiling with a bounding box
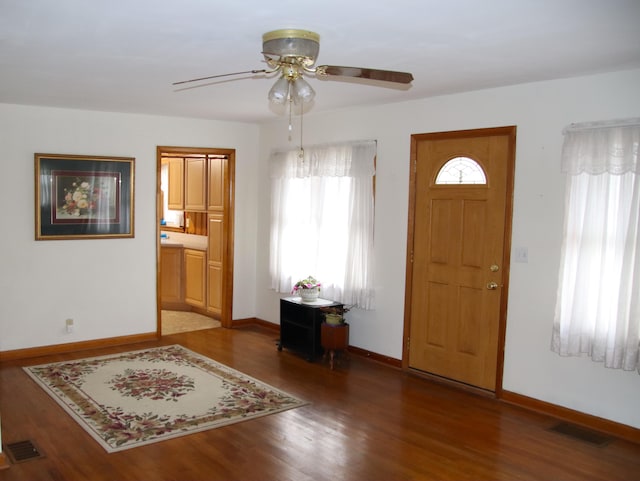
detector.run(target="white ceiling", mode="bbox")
[1,0,639,123]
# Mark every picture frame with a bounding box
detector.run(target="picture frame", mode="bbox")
[35,153,135,240]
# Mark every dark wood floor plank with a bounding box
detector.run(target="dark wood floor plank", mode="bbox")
[1,325,639,481]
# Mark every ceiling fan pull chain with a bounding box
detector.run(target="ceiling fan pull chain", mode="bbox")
[288,96,293,141]
[299,102,304,161]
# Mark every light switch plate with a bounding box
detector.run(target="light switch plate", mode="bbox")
[515,247,528,263]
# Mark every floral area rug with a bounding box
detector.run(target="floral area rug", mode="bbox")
[24,345,306,452]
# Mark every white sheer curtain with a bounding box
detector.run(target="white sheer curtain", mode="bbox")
[552,119,640,372]
[269,140,376,309]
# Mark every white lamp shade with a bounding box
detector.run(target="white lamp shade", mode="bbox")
[268,76,290,104]
[291,77,315,104]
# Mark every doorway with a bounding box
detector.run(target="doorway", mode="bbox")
[156,146,235,334]
[403,127,516,392]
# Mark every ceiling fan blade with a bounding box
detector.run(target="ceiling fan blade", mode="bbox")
[172,69,268,86]
[316,66,413,84]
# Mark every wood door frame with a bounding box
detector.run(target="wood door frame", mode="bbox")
[156,146,235,331]
[402,126,516,396]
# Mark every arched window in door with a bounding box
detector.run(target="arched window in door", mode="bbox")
[435,156,487,185]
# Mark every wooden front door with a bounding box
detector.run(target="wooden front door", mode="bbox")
[404,127,515,391]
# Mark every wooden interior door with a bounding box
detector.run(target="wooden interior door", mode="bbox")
[404,127,515,391]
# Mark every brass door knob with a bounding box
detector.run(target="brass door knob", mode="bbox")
[487,281,499,290]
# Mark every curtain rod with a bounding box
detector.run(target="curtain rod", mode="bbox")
[271,139,377,156]
[563,117,640,134]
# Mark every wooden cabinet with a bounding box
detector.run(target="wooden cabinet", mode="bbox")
[160,246,183,308]
[160,149,232,327]
[207,215,224,316]
[185,158,207,211]
[167,156,206,212]
[207,156,226,212]
[167,158,184,210]
[164,155,227,316]
[205,156,227,318]
[160,245,209,312]
[184,248,206,308]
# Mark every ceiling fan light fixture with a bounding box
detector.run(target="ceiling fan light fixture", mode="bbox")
[291,77,315,104]
[268,76,290,104]
[262,29,320,67]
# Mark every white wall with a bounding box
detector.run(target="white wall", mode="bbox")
[0,104,259,351]
[256,69,640,429]
[2,68,638,431]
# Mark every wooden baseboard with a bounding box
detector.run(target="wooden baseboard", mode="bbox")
[235,318,402,368]
[232,317,280,332]
[347,345,402,369]
[501,390,640,444]
[0,318,274,362]
[189,306,219,320]
[0,332,158,363]
[0,452,9,470]
[160,302,190,311]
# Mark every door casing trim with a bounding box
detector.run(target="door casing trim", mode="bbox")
[156,146,236,332]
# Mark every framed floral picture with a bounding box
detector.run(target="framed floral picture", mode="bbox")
[35,153,135,240]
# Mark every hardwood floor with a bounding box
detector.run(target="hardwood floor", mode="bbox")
[1,325,639,481]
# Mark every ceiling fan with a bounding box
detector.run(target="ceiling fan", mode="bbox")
[173,29,414,107]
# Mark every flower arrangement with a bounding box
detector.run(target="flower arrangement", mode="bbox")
[292,275,321,294]
[61,177,103,217]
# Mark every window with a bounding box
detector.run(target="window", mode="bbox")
[269,141,376,309]
[160,159,183,228]
[435,156,487,184]
[552,119,640,372]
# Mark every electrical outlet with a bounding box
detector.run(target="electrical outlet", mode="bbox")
[66,318,74,333]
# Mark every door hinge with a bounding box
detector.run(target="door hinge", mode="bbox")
[406,337,410,352]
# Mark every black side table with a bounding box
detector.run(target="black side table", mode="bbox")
[278,297,343,361]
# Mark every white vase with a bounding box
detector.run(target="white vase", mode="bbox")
[299,287,320,302]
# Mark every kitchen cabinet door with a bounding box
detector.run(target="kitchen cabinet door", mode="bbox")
[207,214,224,316]
[185,158,206,211]
[207,156,226,212]
[160,246,183,308]
[184,248,206,308]
[167,158,184,210]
